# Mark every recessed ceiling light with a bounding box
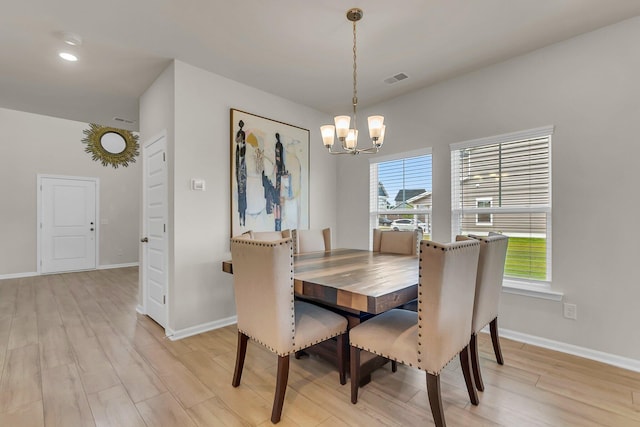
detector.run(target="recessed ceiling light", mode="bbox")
[59,52,78,62]
[62,32,82,46]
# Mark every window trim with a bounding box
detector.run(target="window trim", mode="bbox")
[450,125,554,151]
[369,147,432,165]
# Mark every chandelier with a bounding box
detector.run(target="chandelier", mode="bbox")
[321,8,385,155]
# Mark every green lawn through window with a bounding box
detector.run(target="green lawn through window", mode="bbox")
[409,231,546,281]
[504,237,547,281]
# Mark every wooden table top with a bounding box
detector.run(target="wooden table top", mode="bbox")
[222,248,419,315]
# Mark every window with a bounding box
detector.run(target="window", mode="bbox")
[475,197,493,225]
[370,149,432,238]
[451,126,553,284]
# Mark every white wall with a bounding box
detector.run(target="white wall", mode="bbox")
[336,17,640,360]
[140,60,336,334]
[138,62,176,308]
[0,108,140,276]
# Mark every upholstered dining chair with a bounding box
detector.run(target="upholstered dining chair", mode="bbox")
[229,237,348,424]
[373,228,421,315]
[241,230,291,241]
[349,239,481,427]
[291,228,331,253]
[456,233,509,391]
[372,228,420,255]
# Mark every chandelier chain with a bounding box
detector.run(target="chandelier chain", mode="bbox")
[352,19,358,127]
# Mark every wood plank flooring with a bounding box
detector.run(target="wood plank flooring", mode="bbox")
[1,267,639,426]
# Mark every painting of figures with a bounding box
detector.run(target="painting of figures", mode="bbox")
[230,109,309,237]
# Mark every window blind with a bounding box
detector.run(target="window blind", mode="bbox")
[451,127,552,282]
[370,151,432,235]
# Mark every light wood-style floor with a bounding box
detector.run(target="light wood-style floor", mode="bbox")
[1,267,639,426]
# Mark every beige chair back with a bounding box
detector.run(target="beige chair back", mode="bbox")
[418,239,480,374]
[457,234,509,333]
[243,230,290,241]
[373,229,419,255]
[291,228,331,253]
[230,237,295,356]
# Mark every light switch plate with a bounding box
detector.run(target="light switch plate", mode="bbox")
[191,179,205,191]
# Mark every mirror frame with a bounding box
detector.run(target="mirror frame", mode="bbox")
[82,123,139,168]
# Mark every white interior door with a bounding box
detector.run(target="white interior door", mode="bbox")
[40,176,98,273]
[143,133,168,328]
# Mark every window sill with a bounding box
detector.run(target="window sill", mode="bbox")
[502,279,563,301]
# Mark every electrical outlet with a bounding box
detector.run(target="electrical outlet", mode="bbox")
[563,303,577,320]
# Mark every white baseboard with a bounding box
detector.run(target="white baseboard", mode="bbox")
[136,305,146,315]
[166,315,238,341]
[0,271,38,280]
[98,262,139,270]
[1,263,138,280]
[495,328,640,373]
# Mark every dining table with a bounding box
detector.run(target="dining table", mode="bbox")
[222,247,420,384]
[222,248,418,315]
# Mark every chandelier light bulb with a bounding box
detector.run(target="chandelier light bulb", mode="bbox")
[368,116,384,139]
[334,116,351,139]
[345,129,358,149]
[321,125,336,147]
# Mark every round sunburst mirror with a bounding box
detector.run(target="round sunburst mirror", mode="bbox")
[82,124,139,168]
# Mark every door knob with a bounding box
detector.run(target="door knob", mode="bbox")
[141,237,149,243]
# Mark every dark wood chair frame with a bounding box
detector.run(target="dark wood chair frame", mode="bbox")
[351,344,478,427]
[470,317,504,391]
[233,331,348,424]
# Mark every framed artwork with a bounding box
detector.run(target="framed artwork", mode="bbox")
[230,109,309,237]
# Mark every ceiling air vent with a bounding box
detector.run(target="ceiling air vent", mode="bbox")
[384,72,409,84]
[113,117,136,125]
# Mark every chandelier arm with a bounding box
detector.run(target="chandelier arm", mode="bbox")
[326,146,359,155]
[326,145,380,155]
[355,146,381,154]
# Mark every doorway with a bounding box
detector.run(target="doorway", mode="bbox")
[141,132,168,328]
[38,175,98,274]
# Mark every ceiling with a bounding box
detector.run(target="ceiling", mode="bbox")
[2,1,639,131]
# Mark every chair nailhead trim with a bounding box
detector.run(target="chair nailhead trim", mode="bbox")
[420,240,479,252]
[230,238,293,248]
[242,328,347,357]
[350,342,466,376]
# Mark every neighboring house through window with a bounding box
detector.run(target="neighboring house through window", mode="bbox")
[370,148,432,239]
[476,197,493,225]
[451,126,553,285]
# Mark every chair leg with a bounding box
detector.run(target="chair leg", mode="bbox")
[350,346,361,404]
[336,333,347,385]
[271,355,290,424]
[426,373,446,427]
[232,332,248,387]
[459,344,479,405]
[489,317,504,365]
[470,333,485,391]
